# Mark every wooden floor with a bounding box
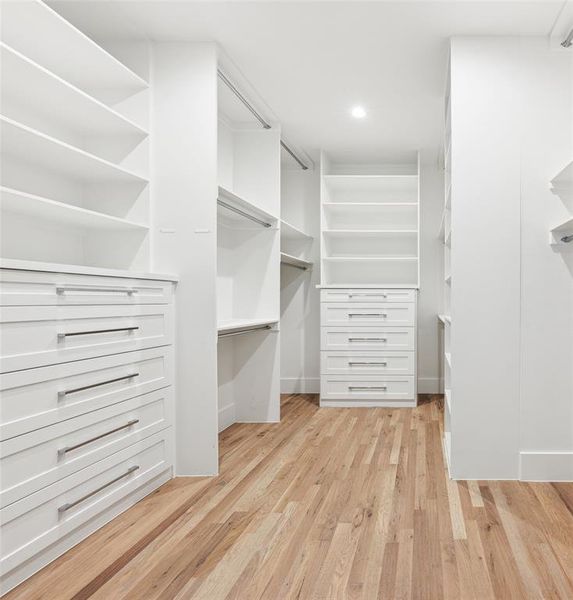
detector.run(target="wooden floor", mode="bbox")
[7,394,573,600]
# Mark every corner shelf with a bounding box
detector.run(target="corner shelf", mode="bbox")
[280,252,312,270]
[0,43,148,139]
[0,187,149,232]
[1,0,148,97]
[0,116,148,184]
[217,185,278,229]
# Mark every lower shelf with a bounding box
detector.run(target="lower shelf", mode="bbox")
[217,318,279,335]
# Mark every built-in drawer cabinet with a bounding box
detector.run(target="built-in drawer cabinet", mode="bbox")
[321,327,415,352]
[321,351,415,376]
[0,269,174,306]
[1,346,173,441]
[1,388,173,508]
[321,302,415,327]
[320,289,416,303]
[0,431,172,580]
[0,304,174,372]
[321,375,415,402]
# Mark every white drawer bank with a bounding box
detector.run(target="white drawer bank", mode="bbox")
[319,288,418,408]
[0,261,177,595]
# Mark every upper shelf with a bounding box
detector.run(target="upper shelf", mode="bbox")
[0,116,148,185]
[0,43,148,139]
[217,185,278,229]
[280,219,312,240]
[323,175,418,193]
[0,0,147,98]
[217,317,279,335]
[550,160,573,198]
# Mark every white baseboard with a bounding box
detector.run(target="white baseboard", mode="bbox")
[280,377,320,394]
[218,404,235,433]
[320,399,417,409]
[520,451,573,481]
[417,377,440,394]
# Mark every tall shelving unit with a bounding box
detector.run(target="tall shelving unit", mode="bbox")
[319,152,420,408]
[216,75,281,432]
[0,0,150,272]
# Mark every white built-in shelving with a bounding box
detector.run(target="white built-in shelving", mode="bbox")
[0,0,150,271]
[550,160,573,197]
[280,219,314,270]
[549,161,573,246]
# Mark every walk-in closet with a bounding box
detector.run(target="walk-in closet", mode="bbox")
[0,0,572,597]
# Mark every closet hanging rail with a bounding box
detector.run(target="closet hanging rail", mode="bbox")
[217,198,272,228]
[217,69,309,171]
[218,324,273,338]
[561,234,573,243]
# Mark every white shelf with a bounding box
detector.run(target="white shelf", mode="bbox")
[316,284,419,289]
[217,185,278,228]
[0,116,148,184]
[1,0,147,96]
[280,252,312,270]
[280,219,312,240]
[323,229,417,235]
[0,187,149,232]
[0,43,148,139]
[550,160,573,197]
[323,256,417,261]
[324,174,417,189]
[323,202,418,207]
[217,317,279,335]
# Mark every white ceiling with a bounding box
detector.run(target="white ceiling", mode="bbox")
[51,1,568,166]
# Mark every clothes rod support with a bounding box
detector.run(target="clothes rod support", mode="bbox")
[217,69,271,129]
[218,325,273,338]
[217,199,272,228]
[280,141,309,171]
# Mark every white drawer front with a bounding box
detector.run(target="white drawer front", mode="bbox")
[0,431,172,577]
[321,351,415,376]
[0,270,173,306]
[321,327,415,351]
[1,304,174,372]
[1,388,173,508]
[320,289,416,303]
[321,303,415,327]
[321,376,415,401]
[0,347,173,441]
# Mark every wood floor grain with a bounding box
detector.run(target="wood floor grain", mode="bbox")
[6,394,573,599]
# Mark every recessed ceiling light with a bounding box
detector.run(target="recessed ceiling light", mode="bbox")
[351,105,367,119]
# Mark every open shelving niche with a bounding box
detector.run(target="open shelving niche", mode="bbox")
[320,154,420,287]
[549,161,573,246]
[0,0,150,272]
[216,73,281,433]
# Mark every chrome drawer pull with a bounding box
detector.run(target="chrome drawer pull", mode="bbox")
[348,337,387,342]
[348,313,387,317]
[58,373,139,398]
[349,293,387,297]
[58,419,139,457]
[58,326,139,339]
[56,285,138,295]
[348,362,387,366]
[349,386,388,391]
[58,465,139,513]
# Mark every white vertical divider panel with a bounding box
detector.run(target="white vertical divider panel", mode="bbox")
[151,43,219,476]
[449,38,522,479]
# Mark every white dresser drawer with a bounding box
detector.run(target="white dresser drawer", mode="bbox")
[1,304,174,372]
[321,303,415,327]
[321,327,415,351]
[0,431,172,578]
[0,346,173,441]
[1,388,173,508]
[321,375,415,402]
[321,351,415,376]
[320,289,416,303]
[0,269,173,306]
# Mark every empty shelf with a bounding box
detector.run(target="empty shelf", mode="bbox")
[280,219,312,240]
[217,318,279,335]
[323,175,418,192]
[1,43,148,139]
[217,186,278,228]
[0,116,148,184]
[281,252,312,270]
[0,187,149,232]
[550,160,573,196]
[1,0,147,96]
[323,229,417,235]
[323,256,417,261]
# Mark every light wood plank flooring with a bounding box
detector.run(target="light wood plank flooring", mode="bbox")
[6,394,573,599]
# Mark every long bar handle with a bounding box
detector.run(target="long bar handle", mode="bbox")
[349,386,388,391]
[348,337,387,342]
[58,419,139,457]
[58,373,138,398]
[348,361,388,366]
[58,466,139,513]
[349,293,387,297]
[348,313,387,317]
[58,326,139,339]
[56,285,138,295]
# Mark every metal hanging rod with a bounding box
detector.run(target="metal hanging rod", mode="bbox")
[217,199,272,228]
[217,69,309,171]
[218,324,273,338]
[562,28,573,48]
[561,234,573,243]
